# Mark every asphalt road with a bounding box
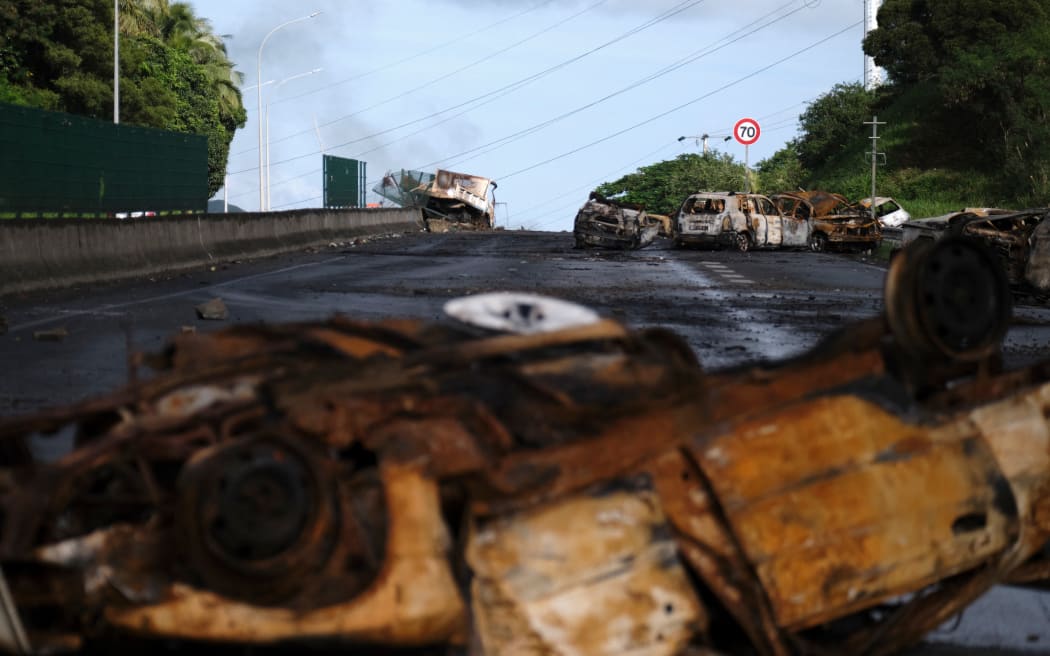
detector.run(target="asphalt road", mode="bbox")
[2,229,1050,654]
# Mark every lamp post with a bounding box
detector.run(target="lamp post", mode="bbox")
[265,68,323,211]
[257,11,321,211]
[677,133,730,155]
[113,0,119,124]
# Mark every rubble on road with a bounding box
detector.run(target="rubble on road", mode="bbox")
[0,238,1049,655]
[194,298,228,321]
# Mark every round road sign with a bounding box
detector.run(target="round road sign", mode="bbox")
[734,117,761,146]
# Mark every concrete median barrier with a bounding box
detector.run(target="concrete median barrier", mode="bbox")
[0,208,423,297]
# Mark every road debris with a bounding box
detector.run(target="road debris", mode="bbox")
[194,298,228,321]
[31,327,67,342]
[0,237,1049,654]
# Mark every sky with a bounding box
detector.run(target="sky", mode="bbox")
[186,0,871,231]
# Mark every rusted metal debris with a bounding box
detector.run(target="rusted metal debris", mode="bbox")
[773,190,883,253]
[2,237,1050,654]
[573,192,660,250]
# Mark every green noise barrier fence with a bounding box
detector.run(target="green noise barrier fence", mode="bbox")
[0,103,207,217]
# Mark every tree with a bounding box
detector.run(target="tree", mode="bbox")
[594,152,747,215]
[795,82,875,171]
[864,0,1050,201]
[0,0,245,196]
[756,141,806,193]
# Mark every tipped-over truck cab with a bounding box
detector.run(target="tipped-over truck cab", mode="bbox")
[672,191,809,251]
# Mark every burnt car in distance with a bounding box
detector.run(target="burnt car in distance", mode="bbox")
[773,191,882,253]
[573,192,660,250]
[672,191,808,252]
[2,240,1050,655]
[858,196,911,228]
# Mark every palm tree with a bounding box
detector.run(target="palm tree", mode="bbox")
[122,0,245,125]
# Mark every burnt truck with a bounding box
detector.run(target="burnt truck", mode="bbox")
[3,238,1050,655]
[572,193,660,250]
[374,168,497,232]
[773,191,882,252]
[672,191,808,251]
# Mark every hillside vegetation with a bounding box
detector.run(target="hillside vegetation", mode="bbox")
[599,0,1050,220]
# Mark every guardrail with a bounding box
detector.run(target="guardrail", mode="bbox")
[0,208,423,297]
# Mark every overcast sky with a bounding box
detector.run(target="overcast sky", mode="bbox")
[187,0,869,230]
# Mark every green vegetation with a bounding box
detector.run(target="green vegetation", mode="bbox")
[593,152,747,215]
[597,2,1050,219]
[0,0,245,195]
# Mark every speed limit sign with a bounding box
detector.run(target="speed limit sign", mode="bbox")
[734,117,761,146]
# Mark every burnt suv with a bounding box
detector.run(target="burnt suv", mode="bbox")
[672,191,808,251]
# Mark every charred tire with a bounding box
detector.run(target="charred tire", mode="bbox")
[885,236,1011,361]
[735,232,752,253]
[810,233,828,252]
[176,432,339,603]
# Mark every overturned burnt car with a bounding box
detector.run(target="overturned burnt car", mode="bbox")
[774,191,882,252]
[573,192,659,249]
[902,207,1050,302]
[2,238,1050,655]
[374,168,497,232]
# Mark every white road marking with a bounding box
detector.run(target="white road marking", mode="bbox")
[668,261,799,361]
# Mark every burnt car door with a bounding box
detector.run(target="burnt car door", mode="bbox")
[742,195,781,247]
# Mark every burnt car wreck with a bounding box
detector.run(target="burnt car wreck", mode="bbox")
[573,193,660,249]
[903,207,1050,303]
[374,168,497,232]
[774,191,882,253]
[2,239,1050,655]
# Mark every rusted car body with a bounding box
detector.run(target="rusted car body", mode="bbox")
[902,208,1050,301]
[374,168,496,232]
[774,191,882,252]
[573,193,659,249]
[2,239,1050,655]
[673,191,808,252]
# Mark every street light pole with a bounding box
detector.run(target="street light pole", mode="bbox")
[113,0,119,124]
[256,11,320,212]
[678,133,730,154]
[264,68,322,212]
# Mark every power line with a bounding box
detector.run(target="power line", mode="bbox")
[261,0,558,110]
[496,21,862,181]
[405,0,811,174]
[232,0,612,159]
[241,0,806,178]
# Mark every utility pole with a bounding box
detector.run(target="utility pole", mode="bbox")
[113,0,119,124]
[864,115,886,212]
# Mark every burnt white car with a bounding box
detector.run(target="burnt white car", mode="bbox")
[672,191,808,252]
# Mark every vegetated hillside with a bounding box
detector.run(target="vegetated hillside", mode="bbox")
[803,85,1015,219]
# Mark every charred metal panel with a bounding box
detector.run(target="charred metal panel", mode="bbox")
[468,480,705,655]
